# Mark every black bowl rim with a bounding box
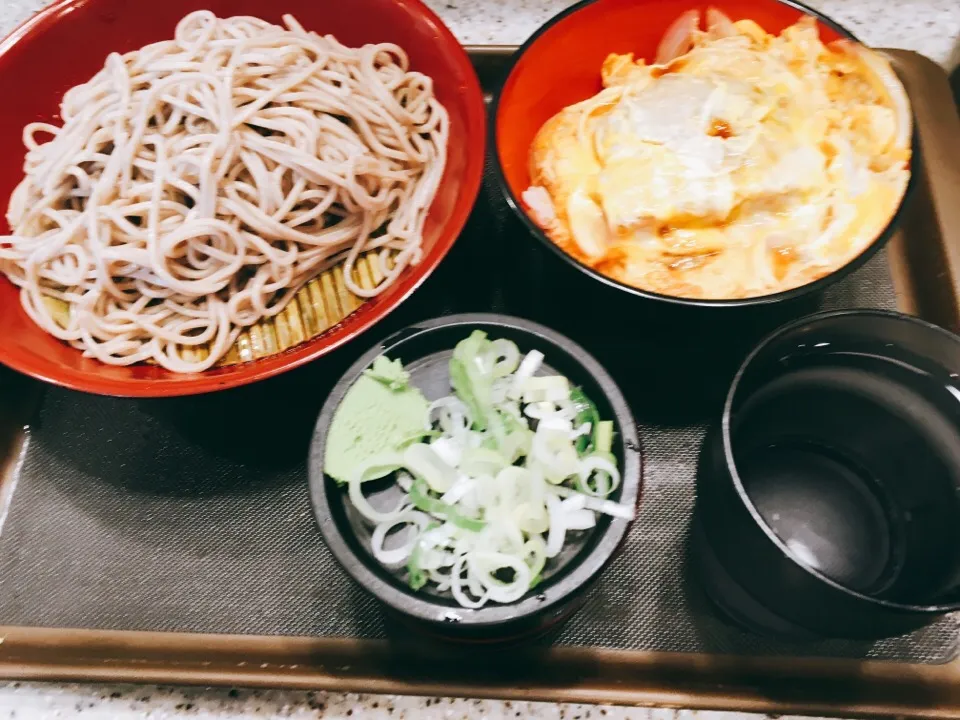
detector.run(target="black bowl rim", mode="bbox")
[489,0,917,309]
[722,308,960,613]
[307,312,643,627]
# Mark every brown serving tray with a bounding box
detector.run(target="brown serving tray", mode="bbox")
[0,48,959,718]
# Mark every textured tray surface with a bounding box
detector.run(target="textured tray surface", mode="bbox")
[0,160,955,664]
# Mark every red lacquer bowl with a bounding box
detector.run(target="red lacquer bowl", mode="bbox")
[0,0,485,397]
[492,0,910,309]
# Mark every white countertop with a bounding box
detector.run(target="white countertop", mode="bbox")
[0,0,958,719]
[0,683,836,720]
[0,0,958,69]
[430,0,960,70]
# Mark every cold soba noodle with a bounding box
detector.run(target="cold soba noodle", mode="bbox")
[0,12,448,372]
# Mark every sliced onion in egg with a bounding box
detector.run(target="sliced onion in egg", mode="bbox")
[833,40,912,152]
[705,7,735,38]
[656,9,701,65]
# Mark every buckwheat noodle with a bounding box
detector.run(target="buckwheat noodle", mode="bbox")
[0,11,449,372]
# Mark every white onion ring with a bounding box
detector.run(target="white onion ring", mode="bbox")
[656,9,700,64]
[371,512,428,566]
[834,40,912,151]
[451,555,489,609]
[577,455,622,497]
[706,7,736,38]
[468,552,531,604]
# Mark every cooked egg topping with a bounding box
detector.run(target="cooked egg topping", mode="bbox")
[524,13,911,299]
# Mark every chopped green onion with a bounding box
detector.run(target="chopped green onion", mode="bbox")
[410,476,449,514]
[346,452,408,522]
[407,543,428,590]
[516,501,549,535]
[410,478,486,532]
[480,433,499,451]
[522,375,570,404]
[403,443,456,493]
[407,521,441,591]
[342,451,404,486]
[498,409,526,434]
[450,513,486,532]
[575,451,620,497]
[570,387,600,455]
[453,329,490,364]
[461,447,507,477]
[501,427,532,464]
[523,537,547,588]
[450,356,488,431]
[396,428,439,449]
[595,420,614,454]
[489,338,521,378]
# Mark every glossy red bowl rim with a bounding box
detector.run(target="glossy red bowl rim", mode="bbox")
[490,0,917,309]
[0,0,487,397]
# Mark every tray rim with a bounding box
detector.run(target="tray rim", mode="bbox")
[2,626,960,718]
[1,47,960,718]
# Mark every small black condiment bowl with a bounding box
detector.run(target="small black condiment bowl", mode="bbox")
[695,309,960,640]
[308,313,642,643]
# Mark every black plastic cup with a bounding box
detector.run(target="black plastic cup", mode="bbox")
[695,309,960,640]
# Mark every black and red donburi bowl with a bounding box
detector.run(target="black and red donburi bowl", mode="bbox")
[490,0,915,318]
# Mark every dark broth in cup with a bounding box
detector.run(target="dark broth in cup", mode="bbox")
[731,335,960,603]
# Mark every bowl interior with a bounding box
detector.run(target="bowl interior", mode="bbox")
[0,0,485,397]
[725,310,960,610]
[495,0,847,201]
[308,314,641,626]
